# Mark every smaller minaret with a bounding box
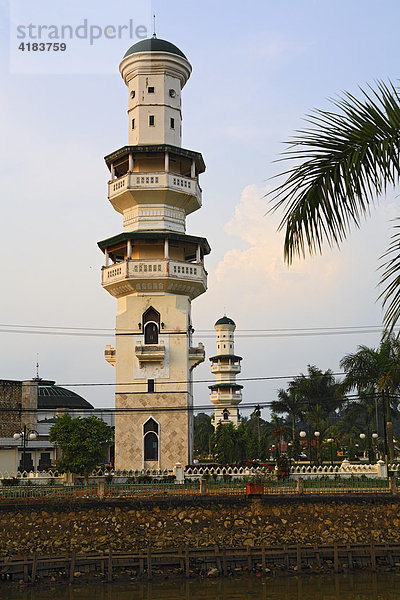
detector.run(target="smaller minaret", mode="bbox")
[209,316,243,427]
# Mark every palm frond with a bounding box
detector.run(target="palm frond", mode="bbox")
[379,219,400,331]
[269,81,400,264]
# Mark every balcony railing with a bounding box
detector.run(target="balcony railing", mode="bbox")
[102,259,207,289]
[211,363,241,374]
[108,171,202,205]
[209,392,243,405]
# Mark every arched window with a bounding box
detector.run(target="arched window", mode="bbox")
[144,432,158,461]
[143,307,160,345]
[222,408,230,421]
[144,322,158,344]
[143,418,159,462]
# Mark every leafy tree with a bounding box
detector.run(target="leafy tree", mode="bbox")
[193,413,214,457]
[211,422,253,464]
[49,414,114,478]
[212,422,237,464]
[269,81,400,331]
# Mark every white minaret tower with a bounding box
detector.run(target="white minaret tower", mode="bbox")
[209,317,243,427]
[99,37,209,471]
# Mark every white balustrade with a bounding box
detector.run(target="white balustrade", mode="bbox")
[108,171,202,205]
[102,259,206,287]
[289,460,389,479]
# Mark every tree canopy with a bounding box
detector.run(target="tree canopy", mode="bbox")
[49,414,114,476]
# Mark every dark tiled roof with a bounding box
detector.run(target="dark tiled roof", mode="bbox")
[124,38,187,59]
[215,316,236,327]
[37,380,93,410]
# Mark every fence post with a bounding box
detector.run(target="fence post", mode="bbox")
[175,463,184,484]
[64,472,74,486]
[296,478,304,495]
[377,460,387,479]
[389,476,397,495]
[97,480,105,499]
[200,478,207,494]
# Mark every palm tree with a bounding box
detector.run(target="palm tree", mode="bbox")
[340,336,400,461]
[288,365,343,421]
[276,366,343,465]
[269,81,400,331]
[270,388,303,441]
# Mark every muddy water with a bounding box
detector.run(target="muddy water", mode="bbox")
[2,573,400,599]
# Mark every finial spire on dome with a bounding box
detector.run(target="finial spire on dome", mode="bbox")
[152,14,157,38]
[33,353,42,382]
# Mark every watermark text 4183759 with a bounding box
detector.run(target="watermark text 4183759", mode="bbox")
[18,42,67,52]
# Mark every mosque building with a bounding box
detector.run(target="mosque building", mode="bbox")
[0,376,107,473]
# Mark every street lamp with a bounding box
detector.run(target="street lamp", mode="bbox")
[372,432,378,461]
[359,433,366,460]
[314,431,320,466]
[13,426,38,472]
[327,438,334,467]
[287,441,293,466]
[299,430,311,466]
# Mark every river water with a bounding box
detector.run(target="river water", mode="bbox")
[2,573,400,599]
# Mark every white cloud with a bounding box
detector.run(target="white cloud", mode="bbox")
[214,184,342,293]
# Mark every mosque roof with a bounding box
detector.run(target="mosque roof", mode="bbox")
[214,316,236,327]
[36,380,94,411]
[124,38,187,60]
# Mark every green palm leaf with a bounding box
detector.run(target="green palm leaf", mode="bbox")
[269,81,400,329]
[379,218,400,330]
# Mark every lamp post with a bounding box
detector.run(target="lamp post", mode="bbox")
[299,430,310,466]
[327,438,334,467]
[271,444,276,461]
[359,433,366,459]
[287,441,293,468]
[314,431,320,466]
[13,425,37,472]
[372,432,378,461]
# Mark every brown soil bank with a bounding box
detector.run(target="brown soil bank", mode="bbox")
[1,496,399,558]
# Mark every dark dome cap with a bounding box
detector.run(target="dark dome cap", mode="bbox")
[124,38,187,59]
[215,316,236,327]
[37,380,94,410]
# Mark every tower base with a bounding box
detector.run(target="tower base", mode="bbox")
[115,391,192,471]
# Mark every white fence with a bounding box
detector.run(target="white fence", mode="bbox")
[290,459,388,479]
[1,461,399,484]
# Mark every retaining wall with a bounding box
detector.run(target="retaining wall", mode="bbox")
[1,496,400,558]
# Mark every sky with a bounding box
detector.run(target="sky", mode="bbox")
[1,0,400,416]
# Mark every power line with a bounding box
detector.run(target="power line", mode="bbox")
[0,323,394,340]
[0,323,389,331]
[0,392,390,414]
[43,372,348,387]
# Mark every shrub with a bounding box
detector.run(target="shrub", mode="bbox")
[276,454,290,480]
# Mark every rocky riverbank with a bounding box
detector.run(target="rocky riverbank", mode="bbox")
[1,496,399,557]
